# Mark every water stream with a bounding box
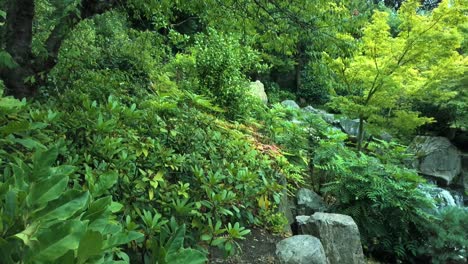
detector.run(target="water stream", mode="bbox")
[418,183,465,209]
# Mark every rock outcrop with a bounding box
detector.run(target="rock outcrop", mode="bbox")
[281,100,300,109]
[339,119,362,138]
[249,80,268,104]
[276,235,328,264]
[296,188,327,215]
[297,213,365,264]
[408,136,461,185]
[303,106,337,125]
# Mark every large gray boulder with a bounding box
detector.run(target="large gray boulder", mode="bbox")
[303,106,337,124]
[281,100,300,109]
[408,136,461,185]
[338,118,389,141]
[296,188,327,215]
[249,80,268,104]
[339,119,361,138]
[297,213,365,264]
[379,132,393,142]
[276,235,328,264]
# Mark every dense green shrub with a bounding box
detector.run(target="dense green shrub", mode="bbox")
[33,77,302,260]
[21,12,303,261]
[190,29,265,119]
[0,89,142,263]
[1,78,302,262]
[47,11,168,99]
[260,105,324,171]
[298,60,331,105]
[264,102,467,263]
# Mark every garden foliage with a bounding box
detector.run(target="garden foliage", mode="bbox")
[0,0,467,263]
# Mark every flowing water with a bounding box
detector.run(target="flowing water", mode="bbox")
[418,184,465,209]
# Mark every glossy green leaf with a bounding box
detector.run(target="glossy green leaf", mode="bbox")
[32,220,86,262]
[77,231,104,264]
[166,224,185,255]
[0,120,29,136]
[31,146,59,179]
[13,138,46,150]
[104,231,143,249]
[34,190,89,222]
[166,248,207,264]
[94,171,119,196]
[27,173,68,206]
[82,196,112,222]
[88,219,121,235]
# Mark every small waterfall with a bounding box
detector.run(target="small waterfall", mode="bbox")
[450,191,464,207]
[418,184,464,209]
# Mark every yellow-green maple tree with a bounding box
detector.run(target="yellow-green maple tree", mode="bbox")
[325,0,467,150]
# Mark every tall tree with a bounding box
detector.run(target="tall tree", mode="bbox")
[0,0,350,98]
[325,0,467,151]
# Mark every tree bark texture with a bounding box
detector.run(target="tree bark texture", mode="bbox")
[1,0,35,98]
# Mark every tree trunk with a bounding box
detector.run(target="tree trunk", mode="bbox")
[357,116,365,152]
[1,66,36,98]
[1,0,35,98]
[5,0,34,65]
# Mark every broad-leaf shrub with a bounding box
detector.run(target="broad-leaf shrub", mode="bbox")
[35,77,301,260]
[263,82,297,105]
[299,61,331,105]
[165,28,262,120]
[0,89,142,263]
[31,12,301,260]
[47,11,167,100]
[147,218,207,264]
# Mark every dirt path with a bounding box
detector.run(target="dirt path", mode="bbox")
[209,228,284,264]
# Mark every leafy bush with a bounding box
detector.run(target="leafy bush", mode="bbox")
[146,218,207,264]
[29,74,301,261]
[2,75,300,262]
[24,12,303,261]
[47,11,167,99]
[190,29,265,119]
[298,61,331,105]
[271,102,467,263]
[0,89,142,263]
[2,2,465,263]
